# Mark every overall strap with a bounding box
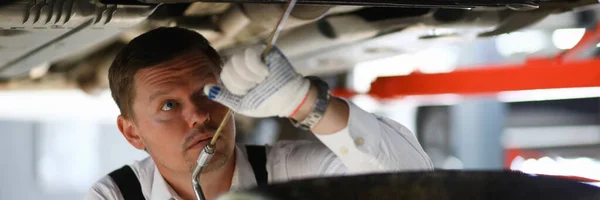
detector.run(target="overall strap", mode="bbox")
[245,145,268,186]
[108,165,145,200]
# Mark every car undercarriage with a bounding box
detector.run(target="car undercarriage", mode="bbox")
[0,0,598,93]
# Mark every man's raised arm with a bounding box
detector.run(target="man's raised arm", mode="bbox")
[203,45,434,173]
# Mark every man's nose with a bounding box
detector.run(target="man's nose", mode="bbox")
[185,106,210,128]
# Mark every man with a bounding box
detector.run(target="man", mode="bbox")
[86,27,433,200]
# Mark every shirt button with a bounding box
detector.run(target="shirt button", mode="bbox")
[355,137,365,146]
[340,146,348,155]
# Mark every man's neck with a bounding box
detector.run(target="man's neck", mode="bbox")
[157,151,237,200]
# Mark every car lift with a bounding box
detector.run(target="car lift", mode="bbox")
[333,22,600,100]
[333,23,600,183]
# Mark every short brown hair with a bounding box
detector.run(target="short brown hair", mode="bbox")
[108,27,223,119]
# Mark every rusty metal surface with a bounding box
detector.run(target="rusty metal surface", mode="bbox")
[135,0,541,9]
[0,0,157,79]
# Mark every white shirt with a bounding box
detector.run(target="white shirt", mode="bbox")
[85,100,434,200]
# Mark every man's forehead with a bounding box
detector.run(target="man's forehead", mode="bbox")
[131,56,218,101]
[137,55,217,84]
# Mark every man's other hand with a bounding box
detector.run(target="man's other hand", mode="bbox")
[203,45,311,118]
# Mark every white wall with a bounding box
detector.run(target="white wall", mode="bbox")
[0,119,147,200]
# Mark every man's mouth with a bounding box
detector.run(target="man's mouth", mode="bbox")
[187,134,214,150]
[193,137,213,149]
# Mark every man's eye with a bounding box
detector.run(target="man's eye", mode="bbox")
[160,100,178,111]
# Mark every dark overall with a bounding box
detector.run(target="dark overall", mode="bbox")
[108,145,267,200]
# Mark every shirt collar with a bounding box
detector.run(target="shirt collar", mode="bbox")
[150,163,183,200]
[230,145,257,191]
[150,145,257,200]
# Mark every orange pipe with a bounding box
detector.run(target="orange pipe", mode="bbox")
[368,58,600,99]
[362,23,600,100]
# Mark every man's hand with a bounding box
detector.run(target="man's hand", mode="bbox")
[203,45,311,118]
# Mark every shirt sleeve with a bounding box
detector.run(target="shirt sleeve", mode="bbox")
[313,99,434,174]
[84,176,124,200]
[267,140,348,182]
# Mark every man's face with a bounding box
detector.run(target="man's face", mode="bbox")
[125,54,235,174]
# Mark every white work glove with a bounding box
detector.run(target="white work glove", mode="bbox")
[203,45,310,118]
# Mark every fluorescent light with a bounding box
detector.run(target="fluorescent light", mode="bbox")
[496,31,547,57]
[417,47,458,74]
[351,47,458,93]
[497,87,600,102]
[0,89,119,122]
[503,125,600,148]
[511,156,600,183]
[378,87,600,106]
[399,94,464,106]
[552,28,586,50]
[351,54,418,93]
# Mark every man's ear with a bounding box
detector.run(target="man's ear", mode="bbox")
[117,115,146,150]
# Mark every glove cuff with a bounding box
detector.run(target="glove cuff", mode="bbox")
[278,79,311,117]
[288,90,310,118]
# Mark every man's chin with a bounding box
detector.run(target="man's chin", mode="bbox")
[187,152,229,173]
